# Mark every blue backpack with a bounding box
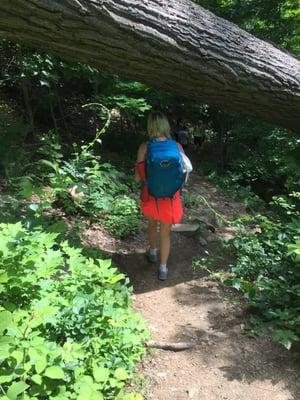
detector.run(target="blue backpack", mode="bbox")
[146,139,184,199]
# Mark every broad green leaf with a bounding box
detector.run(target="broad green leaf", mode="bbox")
[0,270,9,283]
[114,368,129,381]
[29,204,39,212]
[0,311,12,333]
[108,274,124,284]
[109,378,117,387]
[77,383,93,400]
[0,373,14,384]
[0,336,12,359]
[11,350,23,364]
[7,381,29,400]
[91,392,104,400]
[93,367,110,383]
[24,362,32,372]
[99,259,111,269]
[44,365,64,380]
[31,374,42,385]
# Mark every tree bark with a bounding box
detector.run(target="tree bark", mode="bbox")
[0,0,299,132]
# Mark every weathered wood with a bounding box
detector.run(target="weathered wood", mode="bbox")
[146,340,195,351]
[0,0,299,131]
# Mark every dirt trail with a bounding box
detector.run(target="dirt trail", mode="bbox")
[85,174,300,400]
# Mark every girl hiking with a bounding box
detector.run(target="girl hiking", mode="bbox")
[135,111,184,280]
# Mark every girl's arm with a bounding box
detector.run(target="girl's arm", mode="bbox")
[135,142,147,182]
[177,142,185,154]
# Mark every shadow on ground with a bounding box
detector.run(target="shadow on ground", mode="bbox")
[114,231,300,400]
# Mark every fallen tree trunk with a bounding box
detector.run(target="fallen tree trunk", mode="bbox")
[0,0,299,131]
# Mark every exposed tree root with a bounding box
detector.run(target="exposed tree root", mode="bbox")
[146,340,195,351]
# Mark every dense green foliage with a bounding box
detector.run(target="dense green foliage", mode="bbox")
[225,193,300,349]
[32,130,140,238]
[194,193,300,350]
[0,222,148,399]
[195,0,300,55]
[0,4,299,394]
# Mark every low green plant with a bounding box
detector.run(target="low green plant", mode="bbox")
[207,171,264,211]
[182,190,200,209]
[0,222,149,399]
[0,100,30,182]
[17,129,140,237]
[102,196,140,238]
[224,215,300,350]
[193,191,300,350]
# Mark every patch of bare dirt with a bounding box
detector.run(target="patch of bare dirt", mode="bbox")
[85,174,300,400]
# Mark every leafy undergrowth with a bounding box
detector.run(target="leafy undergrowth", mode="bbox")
[194,193,300,351]
[0,222,148,399]
[17,131,141,239]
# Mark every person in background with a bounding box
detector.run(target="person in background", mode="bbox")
[135,111,184,281]
[177,123,190,150]
[174,117,182,142]
[193,121,206,150]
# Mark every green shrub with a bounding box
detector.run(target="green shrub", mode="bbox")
[207,171,264,211]
[102,196,140,238]
[0,222,148,399]
[223,202,300,350]
[17,133,140,238]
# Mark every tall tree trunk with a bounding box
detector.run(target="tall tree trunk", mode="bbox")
[0,0,299,132]
[48,89,59,134]
[53,83,69,134]
[17,47,35,134]
[20,80,35,135]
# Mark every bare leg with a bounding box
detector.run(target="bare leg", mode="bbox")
[159,222,172,265]
[148,218,158,249]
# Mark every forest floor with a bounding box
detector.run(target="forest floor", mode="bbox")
[83,169,300,400]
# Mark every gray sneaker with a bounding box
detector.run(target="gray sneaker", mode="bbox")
[146,250,157,263]
[158,267,168,281]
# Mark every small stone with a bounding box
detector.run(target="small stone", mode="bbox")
[188,388,198,398]
[199,237,208,246]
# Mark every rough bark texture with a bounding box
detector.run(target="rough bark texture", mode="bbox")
[0,0,299,131]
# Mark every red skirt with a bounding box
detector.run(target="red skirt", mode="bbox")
[136,161,183,224]
[141,190,183,224]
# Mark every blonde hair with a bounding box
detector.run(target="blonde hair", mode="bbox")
[147,111,171,139]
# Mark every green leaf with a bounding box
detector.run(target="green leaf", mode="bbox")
[35,358,47,374]
[11,350,23,364]
[114,367,129,381]
[29,203,39,212]
[7,381,29,400]
[0,371,14,384]
[39,159,60,173]
[0,270,9,283]
[99,259,111,269]
[77,383,93,400]
[91,392,104,400]
[0,336,12,359]
[93,367,110,383]
[108,274,124,284]
[44,365,64,380]
[31,374,42,385]
[0,311,12,333]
